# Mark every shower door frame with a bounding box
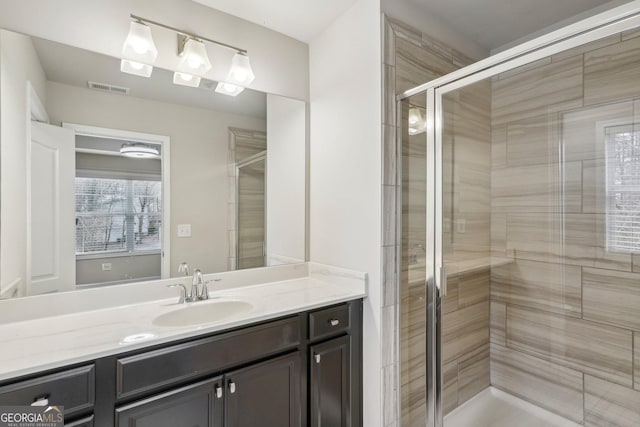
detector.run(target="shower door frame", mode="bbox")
[396,2,640,426]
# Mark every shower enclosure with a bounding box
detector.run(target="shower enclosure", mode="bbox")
[236,153,266,270]
[399,3,640,427]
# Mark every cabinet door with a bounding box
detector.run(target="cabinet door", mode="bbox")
[310,335,351,427]
[115,376,223,427]
[65,415,93,427]
[225,352,301,427]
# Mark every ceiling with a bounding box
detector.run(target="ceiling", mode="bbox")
[409,0,626,50]
[192,0,627,50]
[191,0,358,42]
[32,38,267,119]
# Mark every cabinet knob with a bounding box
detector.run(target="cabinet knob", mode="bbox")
[329,319,340,326]
[31,396,49,407]
[315,354,321,364]
[229,381,236,394]
[215,386,223,399]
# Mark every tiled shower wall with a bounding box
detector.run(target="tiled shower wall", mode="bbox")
[489,31,640,426]
[440,81,493,415]
[381,15,490,427]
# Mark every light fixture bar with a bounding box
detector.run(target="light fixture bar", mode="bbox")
[130,14,247,55]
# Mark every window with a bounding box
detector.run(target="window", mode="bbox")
[605,125,640,253]
[75,177,162,256]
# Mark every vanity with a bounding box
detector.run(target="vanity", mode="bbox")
[0,10,364,427]
[0,263,366,427]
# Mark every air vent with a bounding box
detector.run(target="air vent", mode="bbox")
[87,81,130,95]
[199,79,216,91]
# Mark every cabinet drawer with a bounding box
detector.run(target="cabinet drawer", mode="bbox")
[0,365,95,418]
[65,415,94,427]
[117,316,300,399]
[308,304,350,341]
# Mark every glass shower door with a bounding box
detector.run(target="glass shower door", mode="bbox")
[437,23,640,427]
[399,94,432,427]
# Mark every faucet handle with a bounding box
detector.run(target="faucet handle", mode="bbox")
[200,279,222,300]
[167,284,188,304]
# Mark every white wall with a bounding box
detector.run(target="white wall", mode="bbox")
[0,0,308,100]
[309,0,382,425]
[46,81,266,277]
[0,30,48,297]
[382,0,488,60]
[266,94,306,265]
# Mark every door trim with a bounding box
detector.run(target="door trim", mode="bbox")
[61,123,171,280]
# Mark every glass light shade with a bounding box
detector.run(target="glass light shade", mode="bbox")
[227,53,255,85]
[408,107,424,125]
[214,81,245,97]
[408,107,426,135]
[177,38,212,76]
[173,72,201,88]
[122,21,158,64]
[120,59,153,78]
[120,143,160,159]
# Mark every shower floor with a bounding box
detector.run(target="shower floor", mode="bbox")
[444,387,582,427]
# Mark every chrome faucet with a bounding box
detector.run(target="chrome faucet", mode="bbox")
[192,269,206,300]
[178,261,190,276]
[167,267,221,304]
[167,283,189,304]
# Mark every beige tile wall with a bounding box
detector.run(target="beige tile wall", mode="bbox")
[383,14,490,427]
[386,15,640,427]
[490,29,640,426]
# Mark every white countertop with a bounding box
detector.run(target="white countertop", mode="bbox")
[0,262,367,381]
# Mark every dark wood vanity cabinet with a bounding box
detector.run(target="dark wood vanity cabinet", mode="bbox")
[65,415,95,427]
[308,301,360,427]
[115,377,224,427]
[116,352,302,427]
[225,352,301,427]
[310,336,351,427]
[0,299,362,427]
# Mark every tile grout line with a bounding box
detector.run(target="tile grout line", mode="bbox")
[582,372,586,425]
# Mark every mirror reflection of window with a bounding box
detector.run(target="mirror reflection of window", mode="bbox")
[75,177,161,255]
[74,135,163,287]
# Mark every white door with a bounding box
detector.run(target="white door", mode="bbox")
[29,122,76,295]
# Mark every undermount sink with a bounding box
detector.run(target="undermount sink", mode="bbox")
[153,300,254,327]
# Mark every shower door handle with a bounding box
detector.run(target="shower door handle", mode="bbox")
[439,266,448,297]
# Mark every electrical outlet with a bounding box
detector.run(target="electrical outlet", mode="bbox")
[101,263,112,271]
[456,219,466,233]
[177,224,192,237]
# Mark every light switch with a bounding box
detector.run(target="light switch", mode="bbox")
[102,263,112,271]
[456,219,466,233]
[177,224,192,237]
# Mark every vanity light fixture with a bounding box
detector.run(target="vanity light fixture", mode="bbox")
[122,14,255,92]
[120,20,158,77]
[177,37,212,76]
[120,142,160,159]
[214,81,245,97]
[408,107,426,135]
[173,72,201,88]
[121,60,154,78]
[227,52,255,86]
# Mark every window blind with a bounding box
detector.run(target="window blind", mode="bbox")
[75,177,162,256]
[605,126,640,253]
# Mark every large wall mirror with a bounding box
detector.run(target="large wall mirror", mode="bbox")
[0,28,307,299]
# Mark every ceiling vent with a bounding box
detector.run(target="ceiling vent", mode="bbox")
[199,79,217,91]
[87,81,130,95]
